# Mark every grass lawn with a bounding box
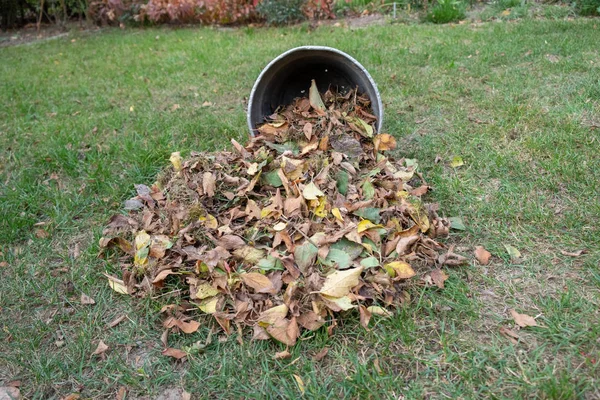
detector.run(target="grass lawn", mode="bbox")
[1,17,599,399]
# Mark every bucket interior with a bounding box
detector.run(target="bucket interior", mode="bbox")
[248,47,383,135]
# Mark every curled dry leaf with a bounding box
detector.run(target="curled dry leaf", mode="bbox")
[560,249,585,257]
[510,309,538,328]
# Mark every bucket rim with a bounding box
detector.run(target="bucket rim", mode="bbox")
[247,45,383,136]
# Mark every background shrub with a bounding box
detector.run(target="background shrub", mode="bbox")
[256,0,305,24]
[575,0,600,15]
[426,0,466,22]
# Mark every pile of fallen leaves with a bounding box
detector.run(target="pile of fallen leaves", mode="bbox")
[101,80,465,350]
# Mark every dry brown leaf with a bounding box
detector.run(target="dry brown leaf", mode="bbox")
[359,305,371,329]
[107,315,126,328]
[312,347,329,361]
[241,273,276,294]
[297,311,325,331]
[202,172,216,197]
[218,235,246,250]
[560,249,585,257]
[499,326,520,344]
[80,293,96,305]
[474,246,492,265]
[164,317,201,334]
[274,350,292,360]
[429,269,449,288]
[92,340,108,356]
[162,347,187,359]
[410,185,429,197]
[266,318,298,346]
[303,122,313,140]
[0,387,20,400]
[510,309,538,328]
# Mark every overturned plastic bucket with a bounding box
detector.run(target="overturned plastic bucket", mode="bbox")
[247,46,383,136]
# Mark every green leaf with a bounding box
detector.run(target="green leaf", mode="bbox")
[360,256,380,268]
[336,170,349,196]
[405,158,418,168]
[504,244,521,260]
[294,241,318,274]
[450,156,464,168]
[322,248,353,269]
[257,256,284,271]
[262,170,283,187]
[330,238,364,260]
[362,180,375,200]
[265,141,299,155]
[347,116,374,138]
[448,216,466,230]
[353,207,381,224]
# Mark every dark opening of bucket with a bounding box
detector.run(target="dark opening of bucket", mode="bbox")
[247,46,383,136]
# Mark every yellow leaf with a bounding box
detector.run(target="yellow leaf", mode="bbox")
[501,9,511,16]
[105,274,128,294]
[321,294,356,311]
[367,306,393,317]
[258,304,289,326]
[273,222,287,231]
[260,206,273,219]
[313,196,327,218]
[357,219,383,233]
[302,182,324,200]
[199,213,218,230]
[331,207,344,222]
[293,375,306,395]
[374,134,397,151]
[198,296,219,314]
[195,283,220,300]
[384,261,416,279]
[319,267,363,297]
[169,152,182,172]
[135,230,151,251]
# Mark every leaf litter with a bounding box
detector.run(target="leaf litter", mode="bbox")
[100,82,464,348]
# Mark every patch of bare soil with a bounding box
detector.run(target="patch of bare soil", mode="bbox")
[0,22,98,48]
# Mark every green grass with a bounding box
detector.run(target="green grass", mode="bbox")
[1,17,600,399]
